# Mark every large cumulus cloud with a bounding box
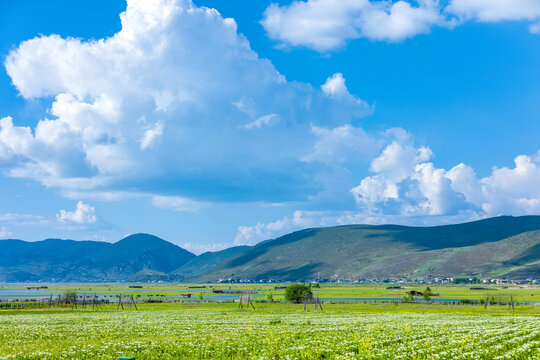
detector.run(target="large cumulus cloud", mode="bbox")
[1,0,371,205]
[352,140,540,218]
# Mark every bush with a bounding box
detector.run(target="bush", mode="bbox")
[284,284,312,303]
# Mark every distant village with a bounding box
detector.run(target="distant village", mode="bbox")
[215,276,538,285]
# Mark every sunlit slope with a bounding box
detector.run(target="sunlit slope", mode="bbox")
[171,245,250,279]
[195,216,540,281]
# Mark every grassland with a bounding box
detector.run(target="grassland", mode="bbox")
[0,284,539,359]
[2,283,538,303]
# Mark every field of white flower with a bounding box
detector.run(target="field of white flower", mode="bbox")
[0,310,539,359]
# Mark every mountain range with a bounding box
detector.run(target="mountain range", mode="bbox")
[0,234,194,282]
[0,216,539,282]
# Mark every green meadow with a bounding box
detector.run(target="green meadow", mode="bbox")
[0,284,539,359]
[2,283,539,302]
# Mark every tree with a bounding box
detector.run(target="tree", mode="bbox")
[284,284,312,303]
[266,292,274,302]
[402,292,414,303]
[63,291,77,305]
[198,292,203,300]
[423,287,432,302]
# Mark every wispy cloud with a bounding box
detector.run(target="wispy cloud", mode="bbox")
[0,213,49,226]
[180,242,232,255]
[0,226,12,239]
[243,114,280,130]
[151,195,210,212]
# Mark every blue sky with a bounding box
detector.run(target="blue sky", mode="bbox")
[0,0,539,253]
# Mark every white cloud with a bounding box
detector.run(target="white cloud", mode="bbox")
[303,124,380,164]
[446,0,540,22]
[233,147,540,244]
[151,195,209,212]
[0,226,12,239]
[351,134,433,208]
[243,114,279,130]
[480,152,540,215]
[351,135,540,218]
[0,117,33,160]
[261,0,540,51]
[233,209,348,246]
[181,242,233,255]
[234,217,291,245]
[370,140,432,180]
[231,139,540,242]
[530,22,540,34]
[261,0,445,51]
[140,123,163,150]
[321,73,348,97]
[56,201,98,225]
[1,0,371,205]
[0,213,49,227]
[61,190,143,201]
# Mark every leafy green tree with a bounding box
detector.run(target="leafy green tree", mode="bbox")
[402,292,414,303]
[266,292,274,302]
[423,287,432,302]
[284,284,312,303]
[198,292,203,300]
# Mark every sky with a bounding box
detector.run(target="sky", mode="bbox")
[0,0,539,253]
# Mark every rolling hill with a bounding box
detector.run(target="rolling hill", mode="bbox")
[0,233,195,282]
[171,245,250,279]
[193,216,540,281]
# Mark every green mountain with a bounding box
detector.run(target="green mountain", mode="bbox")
[0,233,195,282]
[193,216,540,281]
[1,216,539,282]
[171,245,250,279]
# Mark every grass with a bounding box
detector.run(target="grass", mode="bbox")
[2,283,539,302]
[0,284,539,359]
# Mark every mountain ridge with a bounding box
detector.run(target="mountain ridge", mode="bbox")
[0,233,195,282]
[194,216,540,281]
[1,216,539,282]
